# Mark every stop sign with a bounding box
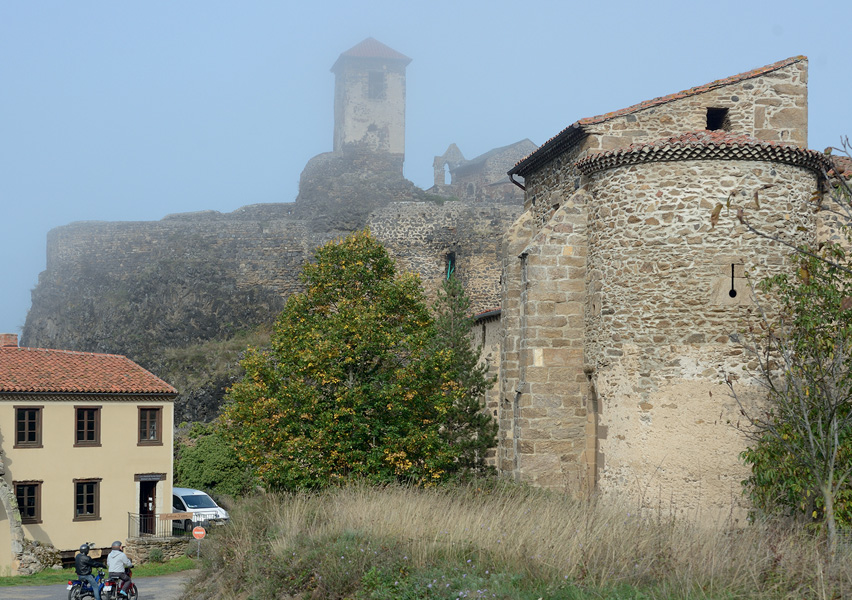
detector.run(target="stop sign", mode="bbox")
[192,526,206,539]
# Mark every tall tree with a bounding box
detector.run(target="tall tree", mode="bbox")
[429,275,497,473]
[220,230,496,489]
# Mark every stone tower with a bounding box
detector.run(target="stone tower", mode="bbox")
[331,38,411,172]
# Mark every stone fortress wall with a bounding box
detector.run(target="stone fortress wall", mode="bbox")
[38,198,516,322]
[45,206,317,298]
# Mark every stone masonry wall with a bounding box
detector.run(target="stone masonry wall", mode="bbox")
[368,201,521,314]
[524,143,586,230]
[581,59,807,153]
[25,192,521,421]
[333,60,407,157]
[523,59,807,237]
[44,205,318,296]
[125,537,192,564]
[498,192,591,489]
[498,211,534,476]
[583,159,819,518]
[471,312,501,464]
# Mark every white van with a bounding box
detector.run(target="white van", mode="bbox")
[172,487,230,531]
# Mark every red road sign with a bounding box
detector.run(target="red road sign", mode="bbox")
[192,526,206,539]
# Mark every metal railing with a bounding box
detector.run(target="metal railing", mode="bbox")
[127,513,194,539]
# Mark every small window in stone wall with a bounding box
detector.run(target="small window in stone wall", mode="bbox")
[446,252,456,280]
[368,71,385,99]
[706,107,731,131]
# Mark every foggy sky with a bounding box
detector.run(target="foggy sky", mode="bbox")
[2,0,850,338]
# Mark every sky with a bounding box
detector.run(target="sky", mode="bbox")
[1,1,850,337]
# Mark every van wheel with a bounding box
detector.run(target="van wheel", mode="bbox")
[184,519,193,532]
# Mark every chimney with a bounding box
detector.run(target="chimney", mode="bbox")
[0,334,18,348]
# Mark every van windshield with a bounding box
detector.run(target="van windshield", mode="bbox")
[182,494,218,509]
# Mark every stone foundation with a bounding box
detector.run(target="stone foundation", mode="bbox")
[125,537,193,564]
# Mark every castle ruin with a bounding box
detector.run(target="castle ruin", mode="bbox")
[22,39,531,422]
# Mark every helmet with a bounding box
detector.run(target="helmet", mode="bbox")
[111,540,123,549]
[79,543,90,554]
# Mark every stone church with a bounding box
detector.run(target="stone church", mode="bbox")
[492,55,841,519]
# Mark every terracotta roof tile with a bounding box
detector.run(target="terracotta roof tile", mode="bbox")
[575,130,832,176]
[0,347,177,395]
[829,155,852,179]
[509,56,807,178]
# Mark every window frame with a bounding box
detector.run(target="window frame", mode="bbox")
[14,406,43,448]
[138,406,163,446]
[368,71,385,99]
[14,480,42,524]
[72,478,101,521]
[74,405,102,447]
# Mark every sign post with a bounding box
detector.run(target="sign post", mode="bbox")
[192,526,206,559]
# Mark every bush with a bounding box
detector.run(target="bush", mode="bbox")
[174,421,256,497]
[147,547,164,563]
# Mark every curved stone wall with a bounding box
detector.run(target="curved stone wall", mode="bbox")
[582,158,819,517]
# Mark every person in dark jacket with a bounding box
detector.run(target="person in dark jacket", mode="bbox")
[74,543,104,600]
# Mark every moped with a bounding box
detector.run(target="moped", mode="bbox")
[66,568,106,600]
[102,567,138,600]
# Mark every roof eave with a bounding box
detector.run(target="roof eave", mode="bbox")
[0,390,179,399]
[508,125,587,178]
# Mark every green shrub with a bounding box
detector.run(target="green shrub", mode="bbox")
[147,547,164,563]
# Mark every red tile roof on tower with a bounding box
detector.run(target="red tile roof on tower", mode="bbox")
[331,38,411,71]
[0,346,177,395]
[509,56,808,178]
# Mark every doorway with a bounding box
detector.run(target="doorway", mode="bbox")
[139,480,157,535]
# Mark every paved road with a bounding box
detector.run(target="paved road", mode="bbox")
[0,571,198,600]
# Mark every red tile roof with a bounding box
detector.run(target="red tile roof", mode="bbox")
[830,155,852,179]
[331,38,411,71]
[575,130,832,176]
[509,56,807,178]
[473,308,501,322]
[0,347,177,395]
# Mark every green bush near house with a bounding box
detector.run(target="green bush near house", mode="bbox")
[174,421,256,498]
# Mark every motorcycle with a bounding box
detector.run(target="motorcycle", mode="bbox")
[102,567,138,600]
[66,568,106,600]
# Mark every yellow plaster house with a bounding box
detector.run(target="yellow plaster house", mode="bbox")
[0,333,176,574]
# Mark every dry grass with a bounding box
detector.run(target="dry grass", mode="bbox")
[191,481,852,599]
